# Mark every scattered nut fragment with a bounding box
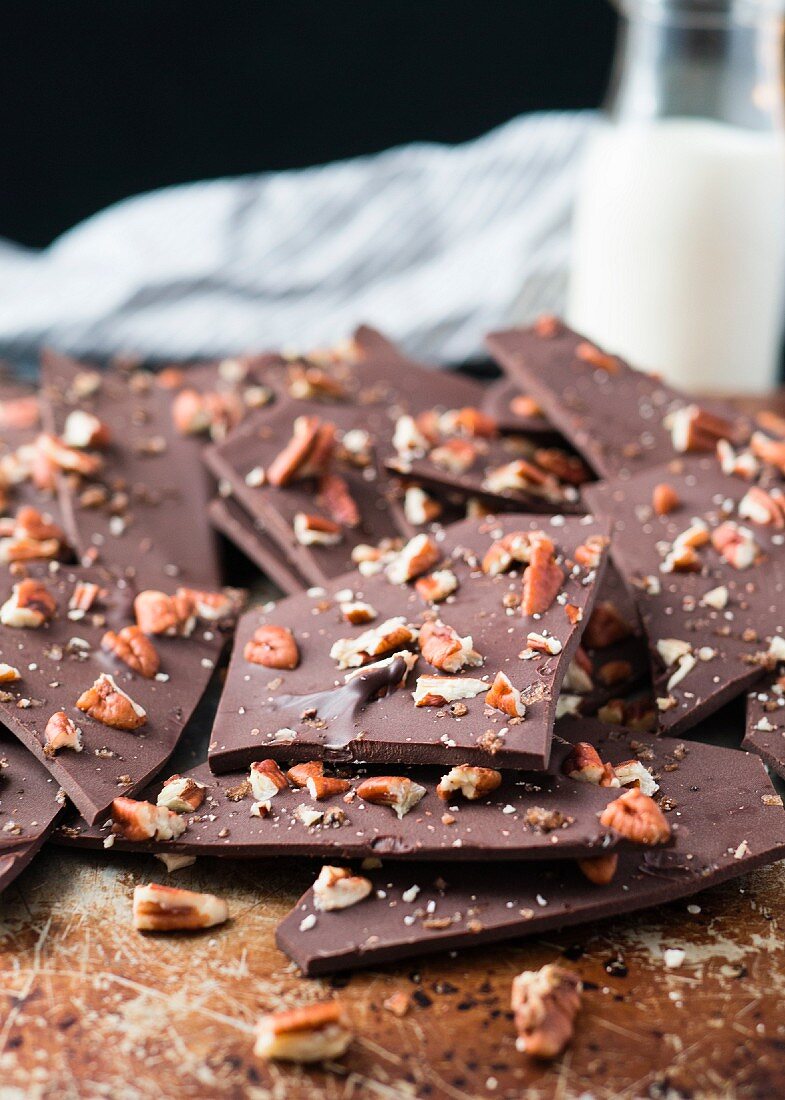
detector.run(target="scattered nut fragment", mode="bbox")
[155,853,196,874]
[102,626,161,678]
[62,409,111,449]
[577,853,619,886]
[178,586,242,622]
[613,760,658,796]
[157,774,207,813]
[76,673,147,731]
[36,432,103,477]
[249,759,289,801]
[561,743,619,788]
[312,865,372,911]
[293,512,343,547]
[0,578,57,628]
[111,797,186,841]
[412,674,488,707]
[339,600,377,625]
[521,533,564,616]
[670,405,734,454]
[385,533,440,585]
[254,1001,352,1063]
[133,883,228,931]
[0,663,20,683]
[356,775,426,819]
[134,589,195,636]
[600,789,672,845]
[44,711,83,756]
[403,486,442,526]
[287,761,324,787]
[69,580,102,613]
[306,775,352,800]
[244,624,300,669]
[383,991,411,1018]
[419,619,482,673]
[485,671,526,717]
[511,963,582,1059]
[436,764,502,801]
[267,415,336,486]
[415,568,458,604]
[652,482,680,516]
[330,617,418,669]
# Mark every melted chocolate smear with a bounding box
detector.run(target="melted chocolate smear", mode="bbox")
[269,655,411,754]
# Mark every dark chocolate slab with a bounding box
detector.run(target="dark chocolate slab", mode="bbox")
[40,351,222,589]
[59,718,683,862]
[481,376,557,436]
[585,456,785,735]
[276,730,785,973]
[0,730,64,895]
[487,321,746,480]
[744,675,785,780]
[208,495,307,596]
[209,513,611,773]
[0,563,232,823]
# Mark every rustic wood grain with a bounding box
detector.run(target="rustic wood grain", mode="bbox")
[1,846,784,1098]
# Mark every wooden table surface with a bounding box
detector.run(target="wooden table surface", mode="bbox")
[3,394,785,1098]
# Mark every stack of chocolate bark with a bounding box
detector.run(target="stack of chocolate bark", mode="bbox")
[1,319,784,980]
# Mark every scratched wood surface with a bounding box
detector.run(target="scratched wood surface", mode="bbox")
[3,393,785,1098]
[0,833,784,1098]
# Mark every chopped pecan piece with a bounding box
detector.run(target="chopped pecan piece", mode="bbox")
[575,340,618,373]
[711,521,757,569]
[177,587,242,622]
[249,759,289,801]
[481,531,535,576]
[404,486,442,526]
[436,764,502,801]
[267,415,336,486]
[385,533,440,585]
[419,619,482,673]
[356,775,426,819]
[157,774,207,813]
[412,674,487,707]
[102,626,161,678]
[429,438,478,474]
[670,405,734,453]
[133,883,228,931]
[287,761,324,787]
[600,789,671,844]
[62,409,111,449]
[339,600,377,624]
[43,711,83,756]
[244,624,300,669]
[511,964,582,1059]
[738,485,785,528]
[306,775,352,800]
[0,578,57,628]
[577,853,618,886]
[485,671,526,717]
[534,448,591,486]
[293,512,343,546]
[69,580,102,613]
[750,430,785,474]
[613,759,658,796]
[330,617,418,669]
[36,432,103,477]
[652,482,680,516]
[134,589,195,636]
[442,406,498,438]
[573,533,609,570]
[312,865,372,911]
[521,533,563,616]
[76,673,147,730]
[111,797,186,841]
[316,473,360,528]
[415,568,458,604]
[561,742,619,787]
[254,1001,352,1063]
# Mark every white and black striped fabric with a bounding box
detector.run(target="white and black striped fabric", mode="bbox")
[0,112,595,365]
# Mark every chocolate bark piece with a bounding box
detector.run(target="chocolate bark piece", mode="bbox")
[584,455,785,735]
[208,513,611,773]
[276,732,785,974]
[204,400,406,587]
[744,675,785,779]
[482,376,557,437]
[59,721,706,863]
[0,562,233,823]
[486,321,747,480]
[208,495,308,596]
[384,430,587,515]
[40,351,223,589]
[0,730,64,895]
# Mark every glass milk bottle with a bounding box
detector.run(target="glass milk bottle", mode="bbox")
[567,0,785,392]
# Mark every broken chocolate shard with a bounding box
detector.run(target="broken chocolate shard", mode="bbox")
[275,730,785,973]
[743,674,785,780]
[208,495,308,596]
[486,321,747,480]
[0,562,233,824]
[208,512,611,773]
[0,730,64,895]
[585,454,785,736]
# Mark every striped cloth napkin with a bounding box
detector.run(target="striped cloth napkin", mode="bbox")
[0,112,595,365]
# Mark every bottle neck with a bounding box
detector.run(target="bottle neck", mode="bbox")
[607,0,785,129]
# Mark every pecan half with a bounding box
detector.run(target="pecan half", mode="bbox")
[599,789,671,844]
[102,626,161,678]
[254,1001,352,1063]
[111,797,186,841]
[43,711,83,756]
[133,883,228,931]
[244,624,300,669]
[157,774,207,813]
[436,764,502,801]
[419,619,482,673]
[76,673,147,730]
[312,865,372,911]
[355,775,426,818]
[511,964,582,1059]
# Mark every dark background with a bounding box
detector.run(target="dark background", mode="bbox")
[2,1,617,249]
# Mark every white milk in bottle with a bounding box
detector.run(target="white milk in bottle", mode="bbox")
[567,0,785,393]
